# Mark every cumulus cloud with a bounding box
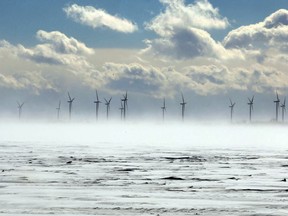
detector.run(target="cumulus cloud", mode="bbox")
[15,30,94,67]
[0,31,97,94]
[64,4,138,33]
[101,63,168,96]
[142,0,234,60]
[147,0,229,36]
[223,9,288,50]
[143,26,232,60]
[36,30,94,55]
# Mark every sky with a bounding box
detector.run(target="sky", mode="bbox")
[0,0,288,121]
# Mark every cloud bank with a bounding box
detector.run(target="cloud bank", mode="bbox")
[1,1,288,103]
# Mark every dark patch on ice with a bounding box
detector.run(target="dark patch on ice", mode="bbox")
[228,177,240,180]
[281,178,286,182]
[282,164,288,167]
[161,176,185,180]
[164,156,206,162]
[191,178,219,182]
[64,171,77,175]
[82,158,108,163]
[166,188,186,192]
[245,156,260,160]
[66,161,72,164]
[117,168,139,172]
[227,188,288,192]
[48,181,59,183]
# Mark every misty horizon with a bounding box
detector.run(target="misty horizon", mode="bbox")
[0,91,286,123]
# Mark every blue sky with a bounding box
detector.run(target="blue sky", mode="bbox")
[0,0,288,121]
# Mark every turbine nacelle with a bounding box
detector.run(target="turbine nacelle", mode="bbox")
[67,92,75,103]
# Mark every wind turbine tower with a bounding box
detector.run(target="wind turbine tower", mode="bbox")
[67,92,75,120]
[56,100,61,120]
[104,97,112,120]
[274,92,280,122]
[281,97,286,122]
[247,96,254,122]
[17,101,24,120]
[94,90,101,121]
[119,101,124,120]
[229,98,235,122]
[121,92,128,120]
[161,98,166,121]
[180,93,187,121]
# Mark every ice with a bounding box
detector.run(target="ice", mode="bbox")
[0,122,288,215]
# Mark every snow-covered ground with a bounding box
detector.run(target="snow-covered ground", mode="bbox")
[0,122,288,215]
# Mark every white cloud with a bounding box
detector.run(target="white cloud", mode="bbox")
[36,30,94,55]
[15,30,94,67]
[223,9,288,50]
[142,0,235,61]
[0,31,97,94]
[147,0,229,37]
[64,4,138,33]
[101,63,168,97]
[143,26,234,60]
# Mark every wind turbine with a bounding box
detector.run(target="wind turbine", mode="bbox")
[229,98,236,122]
[17,101,24,120]
[281,97,286,122]
[94,90,101,121]
[119,100,124,120]
[247,96,254,122]
[161,98,166,121]
[180,93,187,121]
[274,92,280,122]
[121,91,128,120]
[67,92,75,120]
[104,97,112,120]
[56,100,61,120]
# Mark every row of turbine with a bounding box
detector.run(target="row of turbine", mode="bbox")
[228,93,286,122]
[16,91,286,122]
[63,91,128,120]
[16,90,128,120]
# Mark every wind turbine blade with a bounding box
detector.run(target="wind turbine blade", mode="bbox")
[252,95,254,102]
[17,101,20,106]
[276,91,279,100]
[109,97,112,103]
[229,98,233,106]
[96,90,99,101]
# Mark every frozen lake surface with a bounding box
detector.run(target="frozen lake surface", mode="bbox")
[0,123,288,215]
